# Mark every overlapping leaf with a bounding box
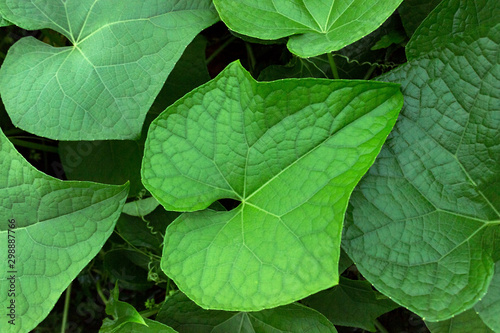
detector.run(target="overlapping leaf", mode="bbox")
[156,291,337,333]
[397,0,442,36]
[475,262,500,331]
[343,0,500,321]
[59,36,212,195]
[213,0,403,57]
[0,0,218,140]
[100,285,176,333]
[0,14,9,27]
[0,130,129,332]
[142,61,403,310]
[303,277,399,332]
[426,309,495,333]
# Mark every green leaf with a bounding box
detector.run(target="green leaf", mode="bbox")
[0,0,218,140]
[156,291,337,333]
[149,35,212,116]
[59,138,145,197]
[258,16,404,81]
[343,0,500,321]
[59,35,212,195]
[370,31,406,50]
[302,277,399,332]
[123,197,160,217]
[100,284,148,332]
[0,14,10,27]
[398,0,442,37]
[114,318,177,333]
[0,130,129,332]
[213,0,404,57]
[338,249,354,274]
[426,309,495,333]
[475,262,500,331]
[142,60,403,310]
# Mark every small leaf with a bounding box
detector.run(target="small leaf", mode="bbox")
[156,291,337,333]
[343,0,500,321]
[213,0,404,57]
[123,197,160,217]
[302,277,399,332]
[0,130,129,332]
[114,318,177,333]
[370,31,406,50]
[100,284,148,332]
[0,0,218,140]
[142,60,403,310]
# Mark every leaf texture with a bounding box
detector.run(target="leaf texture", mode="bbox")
[343,0,500,321]
[0,0,218,140]
[156,291,337,333]
[213,0,403,57]
[142,61,403,310]
[0,130,129,332]
[302,277,399,332]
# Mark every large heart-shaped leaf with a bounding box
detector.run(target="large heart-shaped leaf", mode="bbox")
[0,130,129,332]
[142,61,403,310]
[343,0,500,321]
[213,0,403,57]
[156,291,337,333]
[0,0,218,140]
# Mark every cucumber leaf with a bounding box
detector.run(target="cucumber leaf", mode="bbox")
[156,291,337,333]
[0,130,129,332]
[142,60,403,310]
[213,0,403,57]
[343,0,500,321]
[0,0,218,140]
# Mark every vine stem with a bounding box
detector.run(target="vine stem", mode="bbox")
[96,279,108,305]
[374,319,389,333]
[206,36,236,65]
[139,307,159,318]
[8,138,59,153]
[60,283,72,333]
[327,52,340,79]
[363,64,377,80]
[245,42,256,74]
